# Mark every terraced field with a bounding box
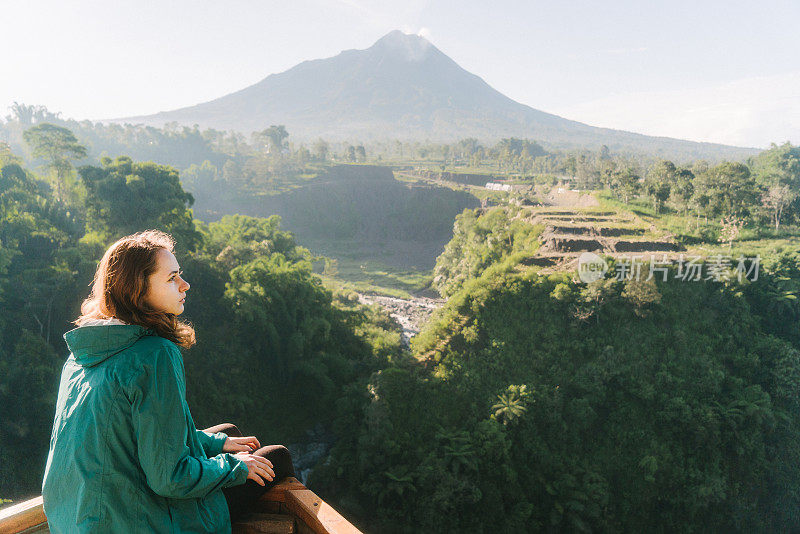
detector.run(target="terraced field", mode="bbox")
[519,207,686,272]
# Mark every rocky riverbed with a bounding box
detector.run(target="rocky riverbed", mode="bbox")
[357,293,444,346]
[286,423,334,486]
[287,293,444,485]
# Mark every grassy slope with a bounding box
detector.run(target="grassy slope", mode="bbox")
[595,189,800,263]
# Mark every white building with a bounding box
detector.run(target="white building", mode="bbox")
[485,182,512,192]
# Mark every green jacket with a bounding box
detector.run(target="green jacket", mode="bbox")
[42,323,248,533]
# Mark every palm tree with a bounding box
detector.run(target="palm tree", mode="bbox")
[443,441,476,475]
[378,467,417,505]
[491,392,527,426]
[435,428,477,475]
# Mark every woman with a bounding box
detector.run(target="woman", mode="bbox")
[42,230,295,533]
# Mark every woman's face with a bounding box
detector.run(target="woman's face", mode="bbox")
[144,248,190,315]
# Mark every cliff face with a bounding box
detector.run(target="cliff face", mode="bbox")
[189,165,480,269]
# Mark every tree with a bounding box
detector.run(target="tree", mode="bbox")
[313,139,329,161]
[7,102,60,125]
[606,167,640,204]
[0,331,60,495]
[0,157,402,503]
[260,125,289,154]
[379,467,417,505]
[293,145,311,166]
[749,142,800,190]
[223,253,332,386]
[181,160,219,197]
[669,168,695,214]
[23,123,87,204]
[620,279,661,317]
[719,215,745,248]
[644,160,675,213]
[0,161,93,498]
[79,156,200,250]
[495,138,546,159]
[222,159,242,184]
[438,430,477,475]
[750,143,800,229]
[490,385,531,426]
[355,145,367,163]
[565,155,577,178]
[692,162,757,218]
[761,184,795,231]
[455,138,480,160]
[0,143,21,166]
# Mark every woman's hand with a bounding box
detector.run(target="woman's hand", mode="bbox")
[233,452,275,486]
[222,436,261,453]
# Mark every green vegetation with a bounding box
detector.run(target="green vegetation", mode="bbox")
[22,123,86,204]
[80,156,200,250]
[315,256,433,299]
[202,165,478,291]
[434,206,544,297]
[314,246,800,533]
[0,138,401,504]
[309,141,800,532]
[3,110,772,289]
[4,116,800,532]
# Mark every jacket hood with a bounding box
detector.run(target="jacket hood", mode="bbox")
[64,323,156,367]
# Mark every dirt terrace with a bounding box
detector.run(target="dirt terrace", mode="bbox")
[521,204,686,272]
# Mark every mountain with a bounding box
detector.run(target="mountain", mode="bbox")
[116,31,756,159]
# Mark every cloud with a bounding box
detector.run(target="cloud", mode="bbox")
[336,0,430,30]
[604,46,649,55]
[398,24,431,39]
[566,46,649,61]
[552,72,800,148]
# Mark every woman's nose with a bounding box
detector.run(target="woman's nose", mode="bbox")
[180,277,190,291]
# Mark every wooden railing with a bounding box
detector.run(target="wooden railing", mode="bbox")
[0,478,361,534]
[0,496,47,533]
[237,477,362,534]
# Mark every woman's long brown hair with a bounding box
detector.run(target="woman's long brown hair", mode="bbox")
[74,230,196,349]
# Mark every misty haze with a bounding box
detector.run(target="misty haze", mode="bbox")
[1,3,800,533]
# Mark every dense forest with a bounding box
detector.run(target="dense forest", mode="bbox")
[0,142,402,517]
[313,260,800,531]
[3,113,800,532]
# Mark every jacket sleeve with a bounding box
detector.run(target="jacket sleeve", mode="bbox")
[128,343,248,499]
[196,430,228,457]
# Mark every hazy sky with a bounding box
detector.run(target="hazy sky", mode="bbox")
[3,0,799,148]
